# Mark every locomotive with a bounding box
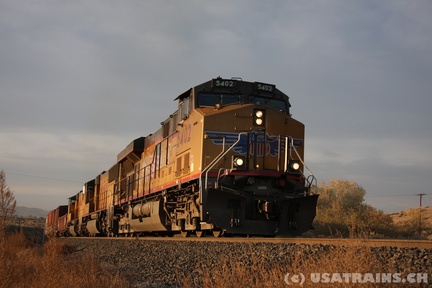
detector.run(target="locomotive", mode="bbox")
[45,77,318,238]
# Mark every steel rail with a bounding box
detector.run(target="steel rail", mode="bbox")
[64,236,432,249]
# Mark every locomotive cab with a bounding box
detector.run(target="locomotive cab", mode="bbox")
[171,77,318,236]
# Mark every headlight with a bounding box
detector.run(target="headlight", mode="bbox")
[234,157,244,166]
[232,156,246,169]
[253,109,265,126]
[291,162,300,171]
[288,161,301,172]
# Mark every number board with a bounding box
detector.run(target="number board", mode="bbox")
[212,78,238,88]
[254,82,276,92]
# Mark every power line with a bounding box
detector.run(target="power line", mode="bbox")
[4,171,83,184]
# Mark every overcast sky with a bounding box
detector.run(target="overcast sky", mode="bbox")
[1,1,431,213]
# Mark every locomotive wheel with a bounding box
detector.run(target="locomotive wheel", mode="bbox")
[212,230,223,238]
[195,231,205,238]
[181,231,190,238]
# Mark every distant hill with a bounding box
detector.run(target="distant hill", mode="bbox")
[15,206,48,218]
[389,205,432,225]
[388,205,432,239]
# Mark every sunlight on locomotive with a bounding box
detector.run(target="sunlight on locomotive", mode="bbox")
[45,77,318,239]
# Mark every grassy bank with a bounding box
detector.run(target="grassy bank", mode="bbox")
[0,232,128,288]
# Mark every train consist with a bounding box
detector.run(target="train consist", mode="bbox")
[45,77,318,238]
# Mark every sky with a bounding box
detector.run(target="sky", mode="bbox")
[1,0,431,213]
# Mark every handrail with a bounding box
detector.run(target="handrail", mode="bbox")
[200,132,247,203]
[289,137,313,177]
[288,137,317,191]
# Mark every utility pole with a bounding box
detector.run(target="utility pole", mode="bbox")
[417,193,425,208]
[417,193,426,236]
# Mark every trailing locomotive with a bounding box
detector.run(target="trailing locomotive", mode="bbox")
[45,77,318,238]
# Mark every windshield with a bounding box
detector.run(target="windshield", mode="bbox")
[197,92,288,113]
[250,96,288,112]
[197,93,243,107]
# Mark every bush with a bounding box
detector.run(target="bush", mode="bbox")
[312,179,396,238]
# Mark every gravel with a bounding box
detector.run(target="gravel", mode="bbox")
[61,238,432,287]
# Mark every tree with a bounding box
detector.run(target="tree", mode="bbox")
[313,179,366,236]
[361,204,395,238]
[0,170,16,240]
[312,178,397,237]
[309,178,405,238]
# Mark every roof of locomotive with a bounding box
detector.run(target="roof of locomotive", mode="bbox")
[175,77,291,108]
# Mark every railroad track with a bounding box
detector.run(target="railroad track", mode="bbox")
[71,236,432,249]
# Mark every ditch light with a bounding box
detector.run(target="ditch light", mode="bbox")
[232,155,246,170]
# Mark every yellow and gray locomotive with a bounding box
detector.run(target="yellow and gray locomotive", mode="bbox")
[46,77,318,237]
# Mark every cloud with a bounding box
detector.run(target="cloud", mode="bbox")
[1,0,431,212]
[1,129,133,210]
[1,129,126,173]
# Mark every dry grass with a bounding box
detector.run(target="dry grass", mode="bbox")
[1,232,424,287]
[0,232,129,288]
[181,242,401,288]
